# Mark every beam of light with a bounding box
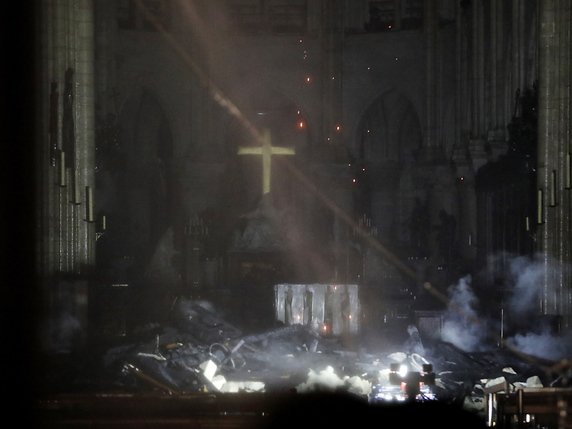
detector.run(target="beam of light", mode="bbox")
[135,0,419,292]
[135,1,330,283]
[133,0,263,145]
[280,157,417,281]
[422,281,449,304]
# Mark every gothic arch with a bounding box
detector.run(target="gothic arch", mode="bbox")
[101,88,175,282]
[353,89,423,255]
[356,89,422,164]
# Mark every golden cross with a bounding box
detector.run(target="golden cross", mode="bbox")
[238,129,295,195]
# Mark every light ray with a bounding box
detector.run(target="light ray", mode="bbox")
[134,0,418,288]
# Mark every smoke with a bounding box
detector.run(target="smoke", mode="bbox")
[40,305,83,353]
[500,253,572,361]
[41,280,86,354]
[45,309,82,354]
[505,255,543,316]
[296,366,345,393]
[441,275,487,352]
[507,328,572,361]
[296,366,372,396]
[145,227,181,287]
[440,253,570,362]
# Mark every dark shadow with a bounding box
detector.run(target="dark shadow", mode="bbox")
[262,392,488,428]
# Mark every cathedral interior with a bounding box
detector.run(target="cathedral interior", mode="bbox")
[7,0,572,427]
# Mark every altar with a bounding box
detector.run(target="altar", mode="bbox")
[274,283,360,336]
[227,130,360,334]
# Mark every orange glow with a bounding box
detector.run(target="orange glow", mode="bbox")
[335,124,341,132]
[305,76,312,83]
[298,121,305,129]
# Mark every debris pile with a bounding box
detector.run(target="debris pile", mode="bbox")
[43,297,570,427]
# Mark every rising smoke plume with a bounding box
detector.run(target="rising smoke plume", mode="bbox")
[440,253,571,361]
[441,275,487,352]
[505,254,543,317]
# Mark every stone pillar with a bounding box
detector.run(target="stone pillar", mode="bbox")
[343,0,366,32]
[537,0,572,329]
[424,0,438,150]
[489,0,498,130]
[559,0,572,331]
[94,1,118,119]
[485,0,507,143]
[319,0,344,148]
[456,2,470,136]
[484,0,508,161]
[38,0,96,277]
[512,1,522,93]
[476,0,486,135]
[36,0,96,351]
[76,0,97,269]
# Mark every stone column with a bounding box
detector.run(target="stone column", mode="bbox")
[456,2,470,136]
[486,0,506,137]
[537,0,572,329]
[555,0,571,329]
[35,0,97,353]
[94,1,118,119]
[424,0,437,150]
[319,0,344,148]
[562,0,572,330]
[485,0,508,160]
[476,0,485,135]
[38,0,96,278]
[37,0,51,277]
[512,1,522,93]
[489,0,498,130]
[75,0,97,270]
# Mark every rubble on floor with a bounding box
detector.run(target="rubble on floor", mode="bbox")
[39,298,571,427]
